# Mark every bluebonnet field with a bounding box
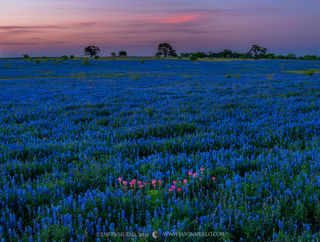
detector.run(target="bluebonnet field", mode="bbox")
[0,58,320,241]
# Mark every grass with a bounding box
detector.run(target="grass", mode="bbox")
[131,74,139,80]
[283,69,320,76]
[82,59,89,65]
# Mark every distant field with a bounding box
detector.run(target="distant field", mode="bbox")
[0,59,320,241]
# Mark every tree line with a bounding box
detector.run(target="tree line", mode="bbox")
[23,43,319,60]
[83,43,319,60]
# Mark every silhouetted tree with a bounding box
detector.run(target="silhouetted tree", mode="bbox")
[111,52,116,57]
[118,51,127,57]
[286,53,297,59]
[156,43,177,57]
[264,53,275,59]
[84,46,100,58]
[180,52,191,57]
[218,49,233,58]
[303,55,318,60]
[169,49,178,57]
[249,45,267,59]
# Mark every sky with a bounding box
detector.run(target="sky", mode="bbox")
[0,0,319,57]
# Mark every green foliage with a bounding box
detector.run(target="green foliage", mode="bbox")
[189,55,198,61]
[82,59,89,65]
[93,55,100,60]
[39,224,71,241]
[304,69,315,76]
[69,55,75,59]
[140,59,144,64]
[61,55,69,60]
[286,53,297,59]
[303,55,318,60]
[23,54,30,59]
[4,63,11,68]
[131,74,139,80]
[146,190,162,207]
[225,74,232,78]
[34,59,40,64]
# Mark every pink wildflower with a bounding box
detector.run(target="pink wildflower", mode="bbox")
[173,181,177,184]
[177,188,182,192]
[139,185,144,188]
[159,183,162,186]
[123,181,127,186]
[188,170,192,176]
[152,179,156,184]
[183,179,188,185]
[138,181,142,184]
[193,172,197,178]
[158,180,161,183]
[200,168,204,171]
[212,177,216,181]
[199,177,202,181]
[132,179,136,183]
[118,177,122,182]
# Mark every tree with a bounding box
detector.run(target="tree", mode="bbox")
[286,53,296,59]
[84,46,100,58]
[111,52,116,57]
[118,51,127,57]
[218,49,233,58]
[156,43,177,57]
[169,49,177,57]
[249,45,267,59]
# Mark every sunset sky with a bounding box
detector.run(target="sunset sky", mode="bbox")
[0,0,319,57]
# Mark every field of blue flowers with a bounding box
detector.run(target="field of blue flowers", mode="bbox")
[0,58,320,241]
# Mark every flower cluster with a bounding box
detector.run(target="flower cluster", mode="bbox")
[169,168,216,192]
[118,177,162,190]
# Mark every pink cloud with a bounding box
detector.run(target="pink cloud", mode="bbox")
[160,14,203,24]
